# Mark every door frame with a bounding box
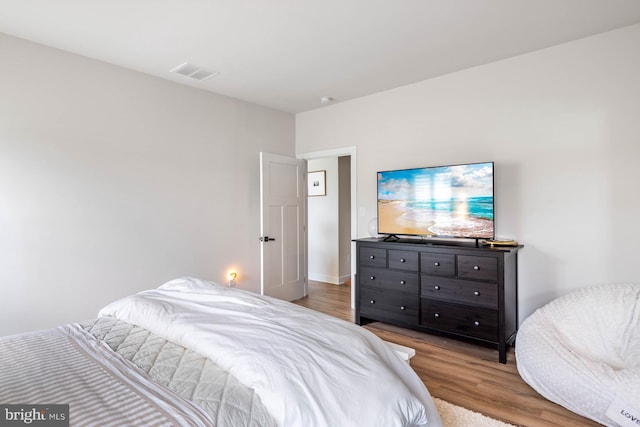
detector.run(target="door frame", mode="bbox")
[297,146,357,308]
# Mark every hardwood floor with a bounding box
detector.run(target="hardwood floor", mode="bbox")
[294,280,600,427]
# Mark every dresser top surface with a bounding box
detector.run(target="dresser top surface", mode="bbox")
[354,237,522,253]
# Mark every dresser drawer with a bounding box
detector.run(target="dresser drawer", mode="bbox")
[388,250,419,271]
[360,267,419,294]
[360,288,419,324]
[458,255,498,282]
[359,247,387,268]
[420,253,455,276]
[421,299,498,342]
[421,276,498,308]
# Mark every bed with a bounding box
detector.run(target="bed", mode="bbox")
[0,277,443,426]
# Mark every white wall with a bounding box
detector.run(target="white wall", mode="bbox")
[0,34,295,336]
[296,24,640,322]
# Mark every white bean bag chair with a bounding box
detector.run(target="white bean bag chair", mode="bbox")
[516,284,640,427]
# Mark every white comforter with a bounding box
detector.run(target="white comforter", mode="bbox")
[100,277,442,427]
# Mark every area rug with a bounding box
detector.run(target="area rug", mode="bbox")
[434,398,517,427]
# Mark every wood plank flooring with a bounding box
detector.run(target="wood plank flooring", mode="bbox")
[294,280,600,427]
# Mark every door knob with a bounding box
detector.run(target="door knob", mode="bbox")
[259,236,276,242]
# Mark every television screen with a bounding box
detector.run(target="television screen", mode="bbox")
[377,162,494,239]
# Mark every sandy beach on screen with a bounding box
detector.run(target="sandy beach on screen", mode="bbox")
[378,201,493,237]
[378,201,435,235]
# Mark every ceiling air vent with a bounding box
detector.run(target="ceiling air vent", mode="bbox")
[170,62,218,81]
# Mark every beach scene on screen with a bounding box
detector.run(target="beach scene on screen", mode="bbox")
[377,163,494,238]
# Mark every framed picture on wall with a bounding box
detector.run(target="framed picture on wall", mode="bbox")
[308,170,326,196]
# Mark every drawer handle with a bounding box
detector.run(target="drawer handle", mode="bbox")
[400,306,406,311]
[474,291,480,296]
[434,285,440,290]
[473,265,480,270]
[434,262,440,266]
[370,276,375,280]
[400,280,406,285]
[370,300,375,304]
[369,255,375,259]
[474,321,480,326]
[400,258,406,263]
[434,313,440,318]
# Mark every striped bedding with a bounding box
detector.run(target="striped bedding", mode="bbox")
[0,324,214,426]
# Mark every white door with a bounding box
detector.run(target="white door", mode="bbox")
[259,152,307,300]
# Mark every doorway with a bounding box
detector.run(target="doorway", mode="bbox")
[298,147,357,308]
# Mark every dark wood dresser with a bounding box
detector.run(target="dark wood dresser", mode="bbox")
[355,237,522,363]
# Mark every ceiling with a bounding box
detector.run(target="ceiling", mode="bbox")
[1,1,640,113]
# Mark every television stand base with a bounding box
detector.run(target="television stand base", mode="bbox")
[382,234,400,242]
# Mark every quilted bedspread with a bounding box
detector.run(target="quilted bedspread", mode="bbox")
[81,316,276,427]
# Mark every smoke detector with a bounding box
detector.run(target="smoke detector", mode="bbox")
[170,62,218,81]
[320,96,334,104]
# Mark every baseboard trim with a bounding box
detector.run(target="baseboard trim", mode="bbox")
[308,273,344,285]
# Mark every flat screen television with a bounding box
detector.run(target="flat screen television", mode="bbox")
[377,161,494,241]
